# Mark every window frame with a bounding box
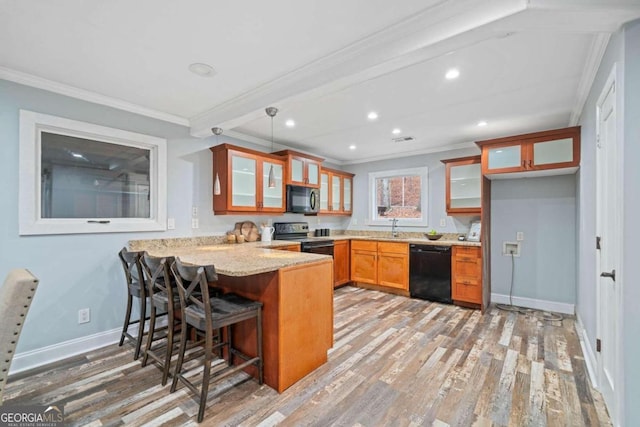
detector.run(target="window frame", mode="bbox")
[19,110,167,235]
[366,167,429,227]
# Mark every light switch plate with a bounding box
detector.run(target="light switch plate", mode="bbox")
[192,206,198,217]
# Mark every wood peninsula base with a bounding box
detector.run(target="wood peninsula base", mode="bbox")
[216,258,333,393]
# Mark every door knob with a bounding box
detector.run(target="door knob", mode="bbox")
[600,269,616,281]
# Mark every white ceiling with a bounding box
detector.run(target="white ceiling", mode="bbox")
[1,0,639,164]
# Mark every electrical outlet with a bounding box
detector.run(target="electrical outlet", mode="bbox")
[191,218,199,229]
[440,218,446,227]
[167,218,175,229]
[516,231,524,241]
[78,308,90,324]
[192,206,198,217]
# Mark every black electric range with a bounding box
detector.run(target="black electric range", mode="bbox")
[273,222,334,256]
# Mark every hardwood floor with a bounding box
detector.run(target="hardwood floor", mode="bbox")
[4,286,611,426]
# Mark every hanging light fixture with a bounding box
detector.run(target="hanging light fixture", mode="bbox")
[212,127,223,195]
[265,107,278,188]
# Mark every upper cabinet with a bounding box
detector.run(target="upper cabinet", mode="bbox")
[210,144,286,214]
[273,150,323,188]
[319,167,355,215]
[476,126,580,177]
[441,155,481,215]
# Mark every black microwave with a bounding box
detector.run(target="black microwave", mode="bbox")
[286,185,320,214]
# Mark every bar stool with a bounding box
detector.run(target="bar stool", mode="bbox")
[118,247,151,360]
[139,253,180,385]
[169,258,263,423]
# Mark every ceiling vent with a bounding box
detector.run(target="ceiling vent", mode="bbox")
[392,136,415,143]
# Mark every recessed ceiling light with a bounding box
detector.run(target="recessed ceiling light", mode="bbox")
[349,145,357,150]
[367,111,378,120]
[392,128,402,135]
[188,62,216,77]
[285,119,295,128]
[445,68,460,80]
[477,121,488,127]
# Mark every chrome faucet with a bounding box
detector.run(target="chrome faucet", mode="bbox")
[390,218,399,237]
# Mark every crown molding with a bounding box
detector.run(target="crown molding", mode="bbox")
[569,32,611,125]
[0,66,190,127]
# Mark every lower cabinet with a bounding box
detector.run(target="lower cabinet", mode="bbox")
[333,240,350,287]
[451,246,482,305]
[350,240,409,291]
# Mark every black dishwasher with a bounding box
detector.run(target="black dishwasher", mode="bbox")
[409,244,452,303]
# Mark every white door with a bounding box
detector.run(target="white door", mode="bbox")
[595,66,621,424]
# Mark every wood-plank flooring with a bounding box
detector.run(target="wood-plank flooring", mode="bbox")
[4,286,611,426]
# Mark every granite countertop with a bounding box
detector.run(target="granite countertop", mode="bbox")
[142,241,330,277]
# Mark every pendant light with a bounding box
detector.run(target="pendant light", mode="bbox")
[265,107,278,188]
[212,127,223,195]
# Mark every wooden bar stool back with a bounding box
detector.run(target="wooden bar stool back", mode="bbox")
[139,253,178,385]
[169,258,263,423]
[118,247,149,360]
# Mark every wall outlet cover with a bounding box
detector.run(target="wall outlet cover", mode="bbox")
[167,218,175,229]
[78,308,90,324]
[191,218,199,229]
[440,218,446,227]
[503,241,521,257]
[516,231,524,241]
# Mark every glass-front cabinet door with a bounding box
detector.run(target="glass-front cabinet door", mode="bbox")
[290,158,305,184]
[343,177,352,213]
[307,161,320,187]
[320,172,329,211]
[230,153,257,209]
[484,143,525,174]
[442,156,481,215]
[261,160,284,210]
[331,175,342,211]
[531,137,575,168]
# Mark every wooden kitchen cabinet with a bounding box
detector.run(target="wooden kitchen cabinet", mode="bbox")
[377,242,409,290]
[333,240,350,287]
[273,149,323,188]
[441,155,481,215]
[211,144,286,214]
[320,167,355,215]
[451,246,482,306]
[350,240,409,291]
[350,240,377,284]
[476,126,580,177]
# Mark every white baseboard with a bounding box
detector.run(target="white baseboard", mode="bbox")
[9,327,123,375]
[575,314,598,388]
[491,293,575,315]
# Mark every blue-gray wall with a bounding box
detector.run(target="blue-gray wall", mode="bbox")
[0,79,346,356]
[491,175,576,305]
[622,19,640,427]
[577,18,640,426]
[344,147,481,234]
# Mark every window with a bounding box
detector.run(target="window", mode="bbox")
[367,167,428,226]
[19,110,167,235]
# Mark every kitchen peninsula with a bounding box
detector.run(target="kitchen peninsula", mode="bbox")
[129,238,334,393]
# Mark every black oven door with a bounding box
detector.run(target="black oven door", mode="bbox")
[302,243,334,257]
